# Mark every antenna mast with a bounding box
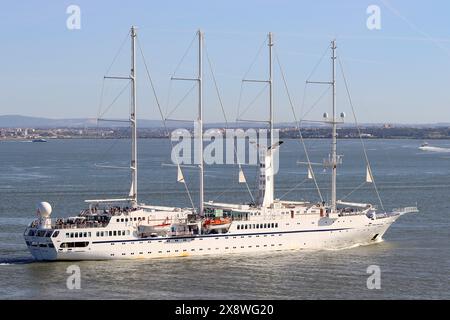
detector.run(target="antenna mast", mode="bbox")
[331,39,337,212]
[130,26,138,207]
[198,30,204,216]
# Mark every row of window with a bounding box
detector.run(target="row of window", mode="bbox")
[26,241,54,248]
[60,241,89,248]
[96,230,131,237]
[110,244,285,256]
[63,230,131,238]
[109,234,282,247]
[115,217,145,223]
[65,231,92,238]
[237,222,278,230]
[27,230,54,237]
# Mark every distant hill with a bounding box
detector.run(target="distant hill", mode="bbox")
[1,115,450,129]
[0,115,163,128]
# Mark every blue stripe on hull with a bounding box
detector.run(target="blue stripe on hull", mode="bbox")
[91,227,353,245]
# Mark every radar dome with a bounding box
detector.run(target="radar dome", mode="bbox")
[37,202,52,217]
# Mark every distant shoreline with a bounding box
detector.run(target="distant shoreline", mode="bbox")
[2,125,450,140]
[2,136,450,141]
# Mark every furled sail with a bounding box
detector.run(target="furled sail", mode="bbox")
[177,165,185,183]
[128,181,134,197]
[307,167,313,179]
[238,167,246,183]
[366,166,373,183]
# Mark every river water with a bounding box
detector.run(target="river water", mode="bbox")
[0,138,448,299]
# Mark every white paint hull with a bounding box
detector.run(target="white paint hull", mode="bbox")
[25,214,398,261]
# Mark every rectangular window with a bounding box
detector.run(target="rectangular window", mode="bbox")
[113,231,117,236]
[109,231,112,236]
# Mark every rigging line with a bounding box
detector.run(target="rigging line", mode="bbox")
[338,56,385,211]
[204,40,255,203]
[164,80,173,121]
[339,181,367,201]
[104,30,132,76]
[137,38,196,213]
[236,81,244,121]
[210,183,235,202]
[380,0,450,58]
[306,44,331,81]
[164,82,197,120]
[274,49,324,202]
[300,84,331,121]
[236,83,269,121]
[170,32,198,78]
[97,78,106,120]
[279,177,309,200]
[242,36,268,80]
[98,81,131,120]
[299,82,308,123]
[93,79,124,176]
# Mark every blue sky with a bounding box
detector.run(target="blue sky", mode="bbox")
[1,0,450,123]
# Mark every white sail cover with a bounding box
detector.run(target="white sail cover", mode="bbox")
[307,167,313,179]
[177,165,185,183]
[238,167,246,183]
[366,166,373,183]
[128,181,134,197]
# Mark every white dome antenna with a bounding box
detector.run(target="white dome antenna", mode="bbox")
[37,202,52,218]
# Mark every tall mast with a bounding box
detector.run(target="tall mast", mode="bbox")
[331,39,337,212]
[130,26,138,207]
[269,32,274,160]
[198,30,204,216]
[258,32,275,207]
[267,32,274,205]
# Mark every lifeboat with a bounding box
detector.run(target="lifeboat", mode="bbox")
[138,218,172,236]
[203,217,232,231]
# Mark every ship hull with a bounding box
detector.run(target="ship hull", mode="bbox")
[25,214,399,261]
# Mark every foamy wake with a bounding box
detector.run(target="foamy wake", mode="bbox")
[419,146,450,153]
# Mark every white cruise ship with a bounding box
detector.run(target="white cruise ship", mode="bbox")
[23,28,417,261]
